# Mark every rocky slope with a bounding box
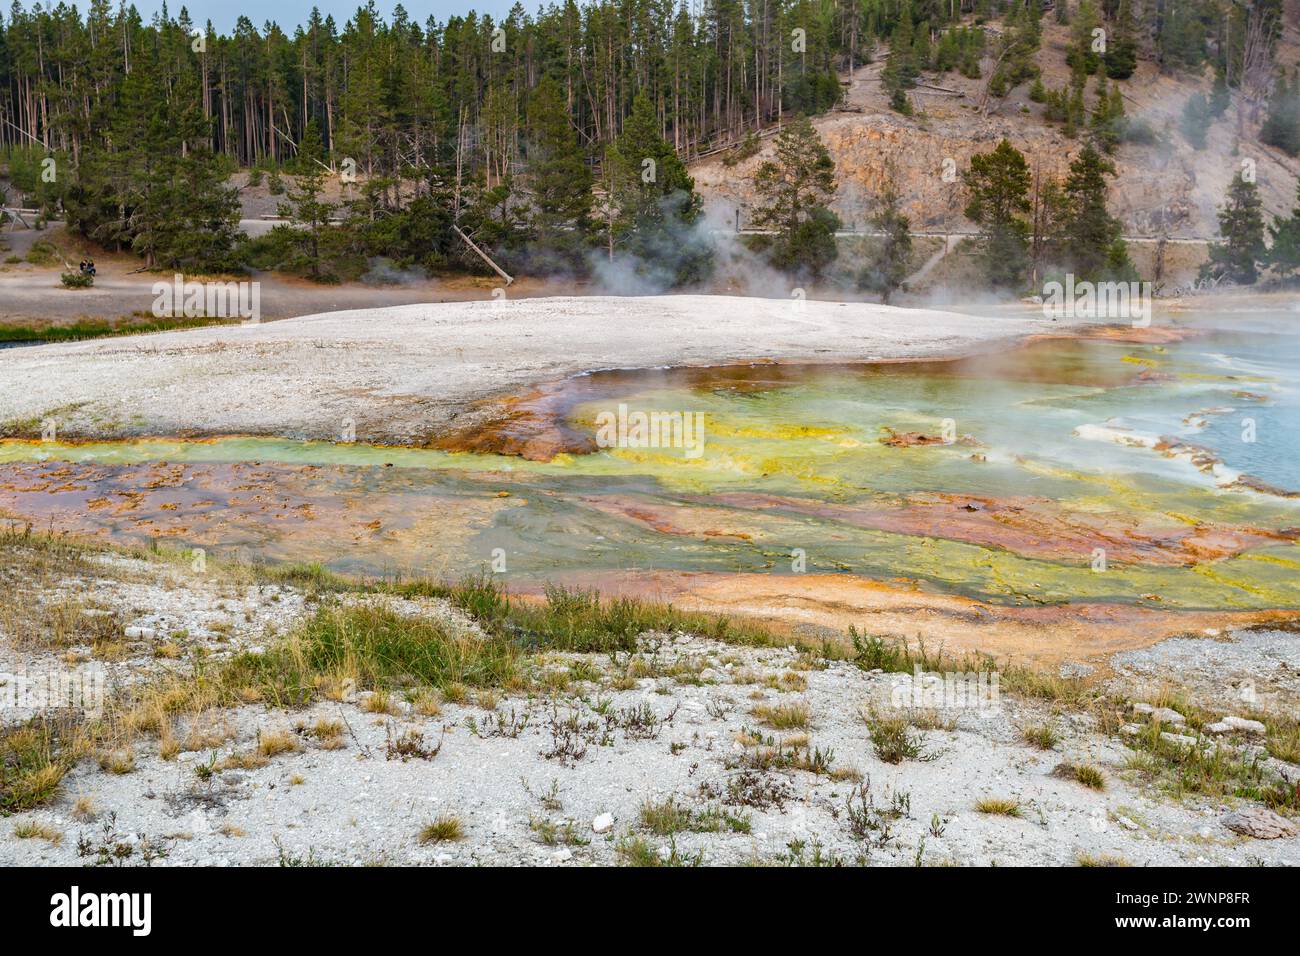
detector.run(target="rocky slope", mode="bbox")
[693,20,1300,244]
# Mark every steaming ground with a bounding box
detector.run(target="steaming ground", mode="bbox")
[0,294,1088,444]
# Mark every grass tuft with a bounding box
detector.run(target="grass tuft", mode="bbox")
[418,815,464,844]
[974,797,1021,817]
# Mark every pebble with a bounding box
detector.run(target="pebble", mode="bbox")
[592,812,614,834]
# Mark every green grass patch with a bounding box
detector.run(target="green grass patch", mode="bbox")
[1122,722,1290,808]
[217,601,520,705]
[0,314,238,344]
[0,716,80,815]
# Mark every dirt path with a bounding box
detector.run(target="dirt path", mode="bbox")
[0,226,589,328]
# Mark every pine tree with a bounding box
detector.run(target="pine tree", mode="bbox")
[857,166,912,303]
[1103,0,1138,80]
[1067,0,1101,76]
[525,76,592,275]
[1207,171,1266,284]
[1060,142,1131,281]
[1268,178,1300,280]
[1180,92,1212,149]
[964,139,1032,289]
[1090,75,1126,153]
[605,91,712,286]
[751,115,841,278]
[882,8,919,115]
[275,120,340,279]
[1261,72,1300,157]
[988,2,1041,100]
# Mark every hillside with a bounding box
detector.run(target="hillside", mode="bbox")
[694,17,1300,250]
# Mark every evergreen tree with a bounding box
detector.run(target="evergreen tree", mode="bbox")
[1103,0,1138,80]
[1066,0,1101,76]
[1060,142,1131,281]
[882,8,920,115]
[964,139,1032,289]
[1208,69,1231,119]
[275,120,340,279]
[524,76,592,275]
[1180,92,1212,149]
[751,115,841,278]
[857,165,912,303]
[1268,178,1300,280]
[1261,72,1300,157]
[1089,75,1126,153]
[1158,0,1208,72]
[988,2,1041,99]
[605,92,712,286]
[1207,171,1266,284]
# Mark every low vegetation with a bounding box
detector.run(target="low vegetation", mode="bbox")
[418,815,464,844]
[0,314,235,344]
[974,797,1022,817]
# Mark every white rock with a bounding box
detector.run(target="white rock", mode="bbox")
[1221,807,1297,840]
[1160,731,1199,748]
[1220,716,1266,735]
[591,812,614,834]
[124,625,156,640]
[1204,721,1232,735]
[1120,723,1143,736]
[656,845,672,860]
[553,849,572,863]
[1131,702,1154,714]
[1150,707,1186,726]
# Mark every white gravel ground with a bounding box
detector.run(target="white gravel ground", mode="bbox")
[1,562,1296,867]
[0,295,1082,443]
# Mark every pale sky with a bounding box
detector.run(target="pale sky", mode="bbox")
[149,0,524,32]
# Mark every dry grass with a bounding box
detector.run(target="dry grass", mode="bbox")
[974,797,1022,817]
[217,751,270,771]
[1053,761,1106,790]
[1077,852,1131,867]
[1019,722,1060,750]
[411,689,442,716]
[418,815,464,844]
[862,707,934,764]
[363,691,399,715]
[13,820,63,844]
[256,729,301,757]
[0,716,85,814]
[750,701,811,730]
[305,718,344,748]
[97,748,135,775]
